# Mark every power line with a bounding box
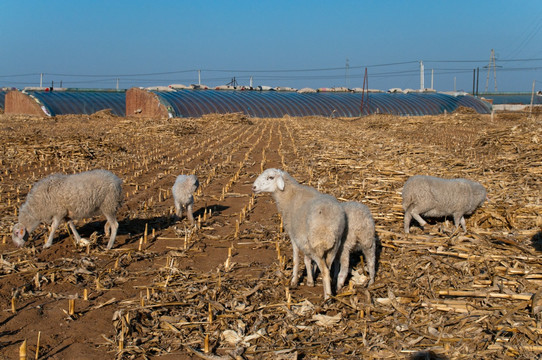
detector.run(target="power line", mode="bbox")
[502,8,542,60]
[2,58,542,79]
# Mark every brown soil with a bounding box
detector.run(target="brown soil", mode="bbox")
[0,111,541,359]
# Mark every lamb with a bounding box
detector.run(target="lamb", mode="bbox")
[337,201,376,290]
[252,168,346,299]
[402,175,487,234]
[172,174,199,225]
[12,169,123,250]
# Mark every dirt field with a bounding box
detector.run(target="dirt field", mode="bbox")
[0,110,541,359]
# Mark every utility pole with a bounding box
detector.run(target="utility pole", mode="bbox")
[227,77,238,87]
[530,80,536,116]
[345,58,350,88]
[472,69,476,95]
[431,69,434,90]
[420,61,424,90]
[476,67,480,96]
[40,73,43,87]
[198,70,201,85]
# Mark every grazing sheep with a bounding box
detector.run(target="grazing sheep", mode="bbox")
[172,174,199,225]
[12,169,123,249]
[337,201,376,290]
[252,168,346,299]
[402,175,487,234]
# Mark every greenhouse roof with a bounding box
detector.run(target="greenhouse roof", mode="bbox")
[25,90,126,116]
[153,90,492,118]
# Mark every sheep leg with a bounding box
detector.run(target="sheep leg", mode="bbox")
[105,221,111,237]
[304,255,314,286]
[404,210,413,233]
[174,200,182,219]
[67,220,82,245]
[363,244,376,286]
[186,203,195,225]
[410,210,427,229]
[290,242,301,287]
[104,215,119,250]
[326,246,340,289]
[314,256,332,300]
[454,214,467,232]
[336,244,352,291]
[44,217,61,249]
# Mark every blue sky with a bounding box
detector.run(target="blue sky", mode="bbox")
[1,1,541,92]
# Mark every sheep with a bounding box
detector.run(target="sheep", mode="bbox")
[402,175,487,234]
[12,169,123,250]
[172,174,199,225]
[252,168,346,299]
[336,201,376,291]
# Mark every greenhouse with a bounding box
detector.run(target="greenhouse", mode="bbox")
[127,88,492,118]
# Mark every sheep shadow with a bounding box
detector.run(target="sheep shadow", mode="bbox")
[410,350,449,360]
[39,343,72,359]
[192,204,229,219]
[531,231,542,252]
[407,215,472,234]
[38,204,231,248]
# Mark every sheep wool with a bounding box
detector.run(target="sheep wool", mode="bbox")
[172,174,199,225]
[13,169,123,249]
[402,175,487,234]
[253,168,346,299]
[338,201,376,290]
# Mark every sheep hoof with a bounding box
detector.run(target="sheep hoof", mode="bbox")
[79,238,90,246]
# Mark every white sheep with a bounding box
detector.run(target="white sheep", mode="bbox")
[337,201,376,290]
[402,175,487,234]
[252,168,346,299]
[172,174,199,225]
[12,169,123,249]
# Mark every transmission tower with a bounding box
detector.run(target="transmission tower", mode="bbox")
[360,68,369,116]
[484,49,499,92]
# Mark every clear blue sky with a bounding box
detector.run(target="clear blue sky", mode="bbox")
[1,1,541,92]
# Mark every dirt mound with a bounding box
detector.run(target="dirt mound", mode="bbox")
[200,112,254,125]
[453,106,478,114]
[90,108,118,119]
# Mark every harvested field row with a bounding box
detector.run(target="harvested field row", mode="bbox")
[0,111,541,359]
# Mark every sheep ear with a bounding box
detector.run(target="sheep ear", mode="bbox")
[277,176,285,191]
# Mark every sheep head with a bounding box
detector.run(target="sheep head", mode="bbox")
[188,174,200,193]
[12,223,28,248]
[472,182,488,208]
[252,168,285,194]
